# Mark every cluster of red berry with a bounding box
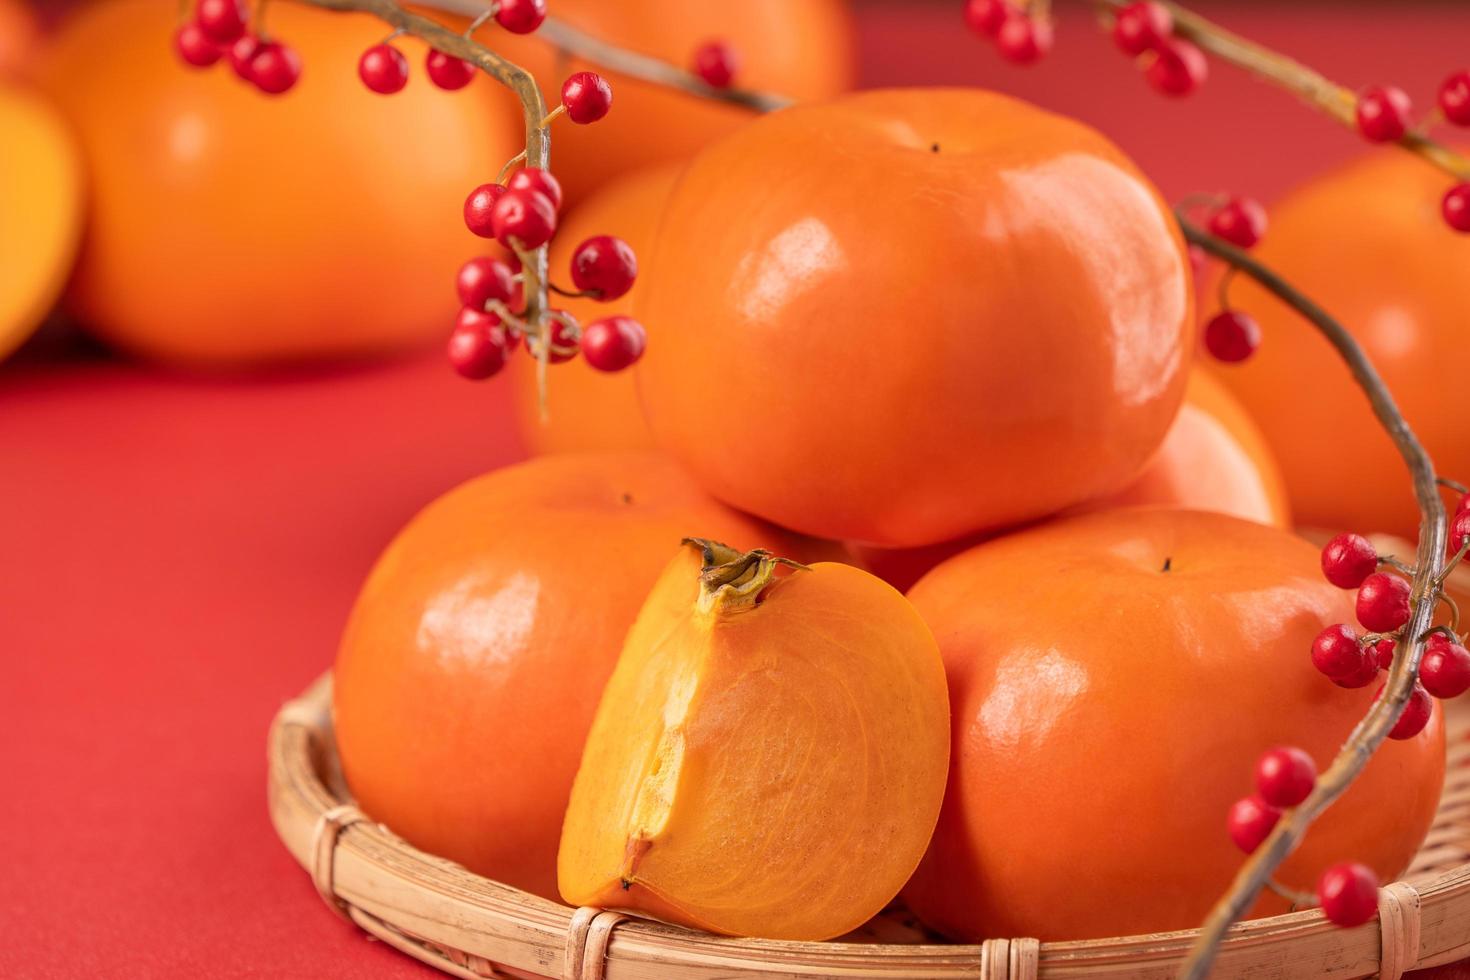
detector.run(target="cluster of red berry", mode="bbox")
[452,140,644,380]
[1190,195,1268,363]
[1109,2,1206,96]
[174,0,301,94]
[355,0,548,94]
[962,0,1052,65]
[1354,71,1470,233]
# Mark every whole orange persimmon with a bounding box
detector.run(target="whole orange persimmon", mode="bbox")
[485,0,855,204]
[902,508,1444,942]
[41,0,520,368]
[1211,152,1470,538]
[333,453,833,901]
[0,84,82,362]
[855,370,1289,591]
[0,0,38,78]
[559,540,948,940]
[638,89,1193,547]
[508,163,681,454]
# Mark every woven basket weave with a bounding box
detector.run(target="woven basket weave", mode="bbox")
[268,672,1470,980]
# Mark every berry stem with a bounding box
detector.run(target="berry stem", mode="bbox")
[1093,0,1470,180]
[1439,476,1469,495]
[1379,555,1415,578]
[495,150,528,184]
[1438,540,1470,588]
[538,104,567,128]
[1178,216,1450,980]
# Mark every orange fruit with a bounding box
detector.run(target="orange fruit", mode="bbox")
[1211,151,1470,537]
[333,453,836,901]
[854,370,1289,592]
[41,0,521,368]
[903,508,1444,941]
[0,83,82,362]
[487,0,856,204]
[508,162,681,454]
[0,0,39,78]
[559,539,947,940]
[638,88,1193,547]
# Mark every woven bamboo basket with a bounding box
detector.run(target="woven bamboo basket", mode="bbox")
[269,669,1470,980]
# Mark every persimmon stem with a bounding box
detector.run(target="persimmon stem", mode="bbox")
[1178,218,1448,980]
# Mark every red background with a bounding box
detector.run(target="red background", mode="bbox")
[4,2,1469,976]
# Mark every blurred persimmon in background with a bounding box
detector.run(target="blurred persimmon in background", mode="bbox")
[0,0,39,78]
[854,369,1288,592]
[490,0,856,204]
[508,162,680,454]
[1212,151,1470,538]
[0,83,81,362]
[40,0,521,368]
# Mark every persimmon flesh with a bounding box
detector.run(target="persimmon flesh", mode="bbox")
[559,540,949,940]
[902,508,1444,941]
[334,453,834,901]
[638,88,1193,547]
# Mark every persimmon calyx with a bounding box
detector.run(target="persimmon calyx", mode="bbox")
[681,537,807,615]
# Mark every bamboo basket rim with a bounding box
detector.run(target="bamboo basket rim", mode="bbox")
[268,671,1470,980]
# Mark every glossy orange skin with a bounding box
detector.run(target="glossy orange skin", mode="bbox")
[41,0,521,368]
[855,370,1290,592]
[333,453,833,901]
[509,164,681,454]
[903,508,1445,942]
[639,89,1193,547]
[1212,151,1470,538]
[487,0,855,204]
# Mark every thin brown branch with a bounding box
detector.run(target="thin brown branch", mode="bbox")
[402,0,793,112]
[1093,0,1470,181]
[1179,218,1448,980]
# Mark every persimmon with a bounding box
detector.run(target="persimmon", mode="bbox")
[902,508,1445,942]
[638,89,1193,547]
[508,163,681,454]
[486,0,856,204]
[0,84,82,362]
[40,0,521,367]
[0,0,38,78]
[1210,151,1470,538]
[558,539,948,940]
[333,453,834,901]
[854,370,1289,591]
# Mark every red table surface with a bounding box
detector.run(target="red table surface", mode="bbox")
[4,2,1469,976]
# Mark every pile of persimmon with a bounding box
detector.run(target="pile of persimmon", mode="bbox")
[329,67,1457,950]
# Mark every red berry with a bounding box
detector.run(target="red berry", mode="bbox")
[1372,637,1397,672]
[463,183,507,239]
[964,0,1014,37]
[1440,70,1470,126]
[581,316,647,372]
[1227,795,1280,853]
[1311,624,1365,679]
[1379,681,1433,740]
[1204,310,1261,363]
[249,41,302,95]
[1445,184,1470,234]
[495,0,546,34]
[1452,510,1470,553]
[426,50,475,90]
[359,44,408,94]
[1145,37,1207,96]
[1316,863,1378,927]
[507,168,563,213]
[691,40,739,89]
[1421,642,1470,699]
[561,71,612,124]
[1356,572,1412,633]
[1333,653,1382,690]
[1113,1,1173,56]
[447,307,509,380]
[1321,533,1378,589]
[175,22,223,68]
[227,34,263,79]
[1208,196,1267,249]
[995,14,1052,65]
[1355,86,1412,143]
[491,189,558,249]
[196,0,248,44]
[570,235,637,300]
[456,257,515,311]
[1456,493,1470,517]
[527,316,579,364]
[1255,747,1316,808]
